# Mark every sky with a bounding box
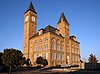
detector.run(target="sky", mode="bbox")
[0,0,100,62]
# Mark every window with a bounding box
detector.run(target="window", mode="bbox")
[75,56,77,61]
[39,30,43,35]
[51,53,56,60]
[56,40,59,50]
[75,45,76,48]
[56,40,60,51]
[61,54,64,60]
[66,48,69,52]
[57,53,59,60]
[67,55,69,63]
[54,53,56,59]
[44,52,48,59]
[51,38,55,42]
[51,43,55,50]
[30,47,32,52]
[78,56,80,61]
[34,40,37,44]
[56,30,59,35]
[51,38,56,50]
[39,39,42,43]
[72,48,74,53]
[39,46,42,50]
[34,53,37,59]
[72,44,74,47]
[44,44,48,50]
[30,54,33,60]
[60,42,64,51]
[59,54,60,60]
[56,44,59,50]
[72,55,74,61]
[56,53,57,60]
[66,41,69,46]
[44,53,46,59]
[78,50,79,54]
[56,53,59,60]
[34,46,37,52]
[75,49,77,54]
[44,37,48,41]
[60,45,64,51]
[59,45,60,51]
[60,54,62,60]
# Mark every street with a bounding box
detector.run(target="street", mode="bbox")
[1,69,100,74]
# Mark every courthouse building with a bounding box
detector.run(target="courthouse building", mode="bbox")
[23,2,80,66]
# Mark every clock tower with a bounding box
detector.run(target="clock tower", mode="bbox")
[57,12,69,64]
[23,2,37,59]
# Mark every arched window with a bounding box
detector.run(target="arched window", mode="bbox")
[51,38,56,50]
[44,37,48,42]
[60,41,64,51]
[51,38,56,42]
[56,40,60,51]
[34,40,37,44]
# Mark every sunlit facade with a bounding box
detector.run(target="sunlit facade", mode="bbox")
[23,2,80,66]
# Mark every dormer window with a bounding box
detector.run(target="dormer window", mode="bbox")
[39,39,42,43]
[70,35,76,41]
[73,37,76,41]
[38,28,44,35]
[56,29,59,35]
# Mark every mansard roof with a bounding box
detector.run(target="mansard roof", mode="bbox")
[30,25,62,39]
[44,25,59,32]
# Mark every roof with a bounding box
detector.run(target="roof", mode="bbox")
[30,25,61,39]
[38,28,45,31]
[69,36,80,44]
[44,25,59,32]
[57,12,69,25]
[70,35,76,38]
[24,2,37,14]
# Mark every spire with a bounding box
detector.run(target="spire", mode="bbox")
[25,2,37,14]
[57,12,69,24]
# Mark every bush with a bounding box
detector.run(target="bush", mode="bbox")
[36,56,48,67]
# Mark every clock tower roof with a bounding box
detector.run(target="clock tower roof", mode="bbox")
[25,2,37,14]
[57,12,69,25]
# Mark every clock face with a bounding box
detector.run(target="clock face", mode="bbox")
[31,16,35,22]
[25,16,28,22]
